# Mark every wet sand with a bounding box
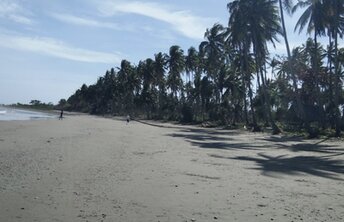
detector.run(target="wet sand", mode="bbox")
[0,115,343,221]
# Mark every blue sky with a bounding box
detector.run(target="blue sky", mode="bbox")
[0,0,327,104]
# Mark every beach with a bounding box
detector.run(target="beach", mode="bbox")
[0,114,343,222]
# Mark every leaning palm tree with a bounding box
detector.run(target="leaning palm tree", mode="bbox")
[278,0,293,57]
[277,0,306,122]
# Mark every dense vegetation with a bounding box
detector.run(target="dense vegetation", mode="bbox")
[62,0,344,137]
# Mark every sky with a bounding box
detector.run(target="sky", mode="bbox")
[0,0,330,104]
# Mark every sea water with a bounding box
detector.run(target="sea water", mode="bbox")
[0,106,55,121]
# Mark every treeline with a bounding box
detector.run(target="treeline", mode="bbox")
[62,0,344,137]
[11,100,55,111]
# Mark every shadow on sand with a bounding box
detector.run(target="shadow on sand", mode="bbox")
[229,153,344,180]
[261,137,344,154]
[166,128,344,180]
[167,128,264,151]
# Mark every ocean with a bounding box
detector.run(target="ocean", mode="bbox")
[0,106,56,121]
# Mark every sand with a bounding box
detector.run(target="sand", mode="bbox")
[0,114,343,222]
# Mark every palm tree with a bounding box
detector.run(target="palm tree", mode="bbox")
[222,58,246,125]
[200,23,226,104]
[323,0,344,136]
[185,47,200,118]
[293,0,326,36]
[227,0,258,130]
[154,52,167,117]
[185,47,199,84]
[154,52,167,90]
[278,0,293,57]
[137,58,156,118]
[166,45,185,99]
[251,0,282,134]
[293,0,326,110]
[138,59,154,89]
[200,76,213,121]
[117,60,140,113]
[277,0,306,122]
[228,0,282,134]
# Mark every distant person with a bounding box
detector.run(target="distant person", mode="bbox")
[126,115,130,124]
[59,109,64,120]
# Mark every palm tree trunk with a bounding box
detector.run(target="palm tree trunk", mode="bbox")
[259,65,281,134]
[242,43,259,130]
[248,82,259,131]
[313,33,327,129]
[252,37,280,134]
[328,35,333,106]
[256,69,262,89]
[240,45,250,127]
[254,51,269,126]
[264,63,268,83]
[243,82,249,126]
[334,20,341,136]
[278,0,305,123]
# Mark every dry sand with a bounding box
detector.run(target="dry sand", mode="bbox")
[0,114,343,222]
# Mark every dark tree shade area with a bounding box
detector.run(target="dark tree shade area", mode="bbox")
[62,0,344,137]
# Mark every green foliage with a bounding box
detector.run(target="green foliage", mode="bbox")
[64,0,344,137]
[12,101,55,111]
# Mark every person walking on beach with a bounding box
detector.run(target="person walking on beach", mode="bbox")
[126,114,130,124]
[59,109,64,120]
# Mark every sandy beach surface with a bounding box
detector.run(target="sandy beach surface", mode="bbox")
[0,115,343,222]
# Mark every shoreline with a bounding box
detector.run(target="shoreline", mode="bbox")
[0,106,88,121]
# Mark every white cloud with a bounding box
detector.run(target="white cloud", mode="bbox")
[97,1,217,40]
[0,0,33,25]
[0,34,123,64]
[8,14,32,25]
[50,13,124,30]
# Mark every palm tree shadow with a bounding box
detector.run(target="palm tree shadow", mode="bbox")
[188,140,267,151]
[168,133,231,142]
[167,127,239,142]
[280,143,344,154]
[228,153,344,180]
[166,127,344,180]
[261,135,304,143]
[262,136,344,154]
[167,128,266,151]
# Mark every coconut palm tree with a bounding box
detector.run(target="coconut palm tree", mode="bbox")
[137,58,156,118]
[227,0,258,130]
[117,60,140,113]
[153,52,167,118]
[154,52,167,90]
[200,23,226,104]
[277,0,306,122]
[185,47,199,84]
[293,0,326,110]
[278,0,293,57]
[166,45,185,99]
[228,0,282,134]
[323,0,344,135]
